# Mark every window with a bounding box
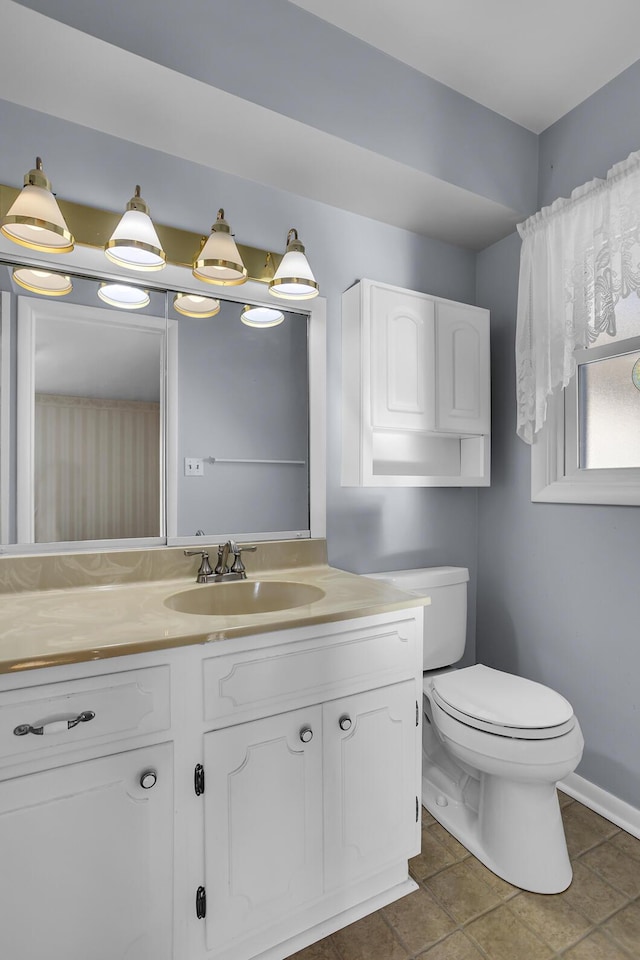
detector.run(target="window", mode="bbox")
[531,295,640,504]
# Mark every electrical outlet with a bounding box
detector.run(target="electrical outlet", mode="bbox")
[184,458,204,477]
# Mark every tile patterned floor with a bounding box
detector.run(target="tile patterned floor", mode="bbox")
[287,794,640,960]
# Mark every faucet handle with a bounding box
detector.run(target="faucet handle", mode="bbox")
[184,550,213,581]
[230,543,257,577]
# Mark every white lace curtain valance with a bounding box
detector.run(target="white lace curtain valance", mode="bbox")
[516,149,640,444]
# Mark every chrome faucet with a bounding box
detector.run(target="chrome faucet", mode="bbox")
[215,539,237,576]
[184,541,257,584]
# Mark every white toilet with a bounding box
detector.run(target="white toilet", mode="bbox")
[367,566,584,894]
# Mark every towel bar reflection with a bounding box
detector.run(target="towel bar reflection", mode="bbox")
[204,457,306,466]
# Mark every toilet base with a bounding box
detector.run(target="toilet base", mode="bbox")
[422,766,573,894]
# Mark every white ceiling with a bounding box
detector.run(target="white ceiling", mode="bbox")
[290,0,640,133]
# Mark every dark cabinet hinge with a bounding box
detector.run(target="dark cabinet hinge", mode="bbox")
[196,885,206,919]
[416,701,419,726]
[416,796,419,822]
[194,763,205,796]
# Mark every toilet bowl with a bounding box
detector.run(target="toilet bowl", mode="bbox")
[366,567,584,894]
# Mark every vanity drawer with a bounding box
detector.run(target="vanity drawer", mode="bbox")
[203,616,419,725]
[0,665,170,765]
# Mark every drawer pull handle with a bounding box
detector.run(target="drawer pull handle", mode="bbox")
[13,710,96,737]
[299,726,313,743]
[339,715,352,731]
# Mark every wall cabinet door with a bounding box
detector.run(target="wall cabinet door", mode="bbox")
[370,284,436,433]
[323,681,418,891]
[203,706,324,956]
[435,300,490,435]
[0,741,173,960]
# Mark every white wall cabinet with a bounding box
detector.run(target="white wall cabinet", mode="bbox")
[0,609,422,960]
[342,279,490,486]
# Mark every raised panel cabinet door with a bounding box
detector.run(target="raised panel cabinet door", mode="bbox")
[0,742,173,960]
[323,681,418,891]
[435,301,490,434]
[369,285,436,433]
[203,706,323,956]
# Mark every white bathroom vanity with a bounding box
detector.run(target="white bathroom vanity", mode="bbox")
[0,547,425,960]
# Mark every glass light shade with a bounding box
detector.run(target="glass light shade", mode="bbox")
[173,293,221,318]
[240,305,284,328]
[12,267,72,297]
[268,229,319,300]
[193,209,247,286]
[105,209,166,271]
[1,178,74,254]
[97,283,149,310]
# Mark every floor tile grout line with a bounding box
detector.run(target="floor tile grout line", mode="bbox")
[558,924,637,960]
[562,859,634,926]
[573,851,640,901]
[491,897,595,957]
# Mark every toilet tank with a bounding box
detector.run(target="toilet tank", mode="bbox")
[366,566,469,670]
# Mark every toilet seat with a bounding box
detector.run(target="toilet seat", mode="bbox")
[429,665,576,740]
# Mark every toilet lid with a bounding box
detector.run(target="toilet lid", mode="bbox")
[431,665,575,739]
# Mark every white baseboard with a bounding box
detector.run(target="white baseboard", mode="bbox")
[559,773,640,840]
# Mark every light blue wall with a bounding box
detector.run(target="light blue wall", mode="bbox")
[476,67,640,807]
[176,302,309,537]
[13,0,538,216]
[538,58,640,208]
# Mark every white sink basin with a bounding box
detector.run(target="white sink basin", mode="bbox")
[165,580,325,617]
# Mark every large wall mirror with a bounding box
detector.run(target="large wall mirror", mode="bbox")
[0,258,325,553]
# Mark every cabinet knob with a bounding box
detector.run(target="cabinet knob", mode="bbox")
[140,769,157,790]
[299,726,313,743]
[339,715,352,731]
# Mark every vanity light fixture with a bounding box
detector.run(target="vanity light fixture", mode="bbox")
[97,282,150,310]
[268,228,319,300]
[104,185,166,271]
[12,267,73,297]
[193,209,248,286]
[173,292,221,318]
[240,304,285,328]
[0,157,74,254]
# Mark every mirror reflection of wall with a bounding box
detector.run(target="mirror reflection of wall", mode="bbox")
[173,297,309,539]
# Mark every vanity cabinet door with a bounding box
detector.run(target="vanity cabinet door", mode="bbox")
[0,741,173,960]
[203,706,323,957]
[323,681,419,891]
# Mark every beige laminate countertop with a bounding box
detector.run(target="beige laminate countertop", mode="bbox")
[0,562,427,675]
